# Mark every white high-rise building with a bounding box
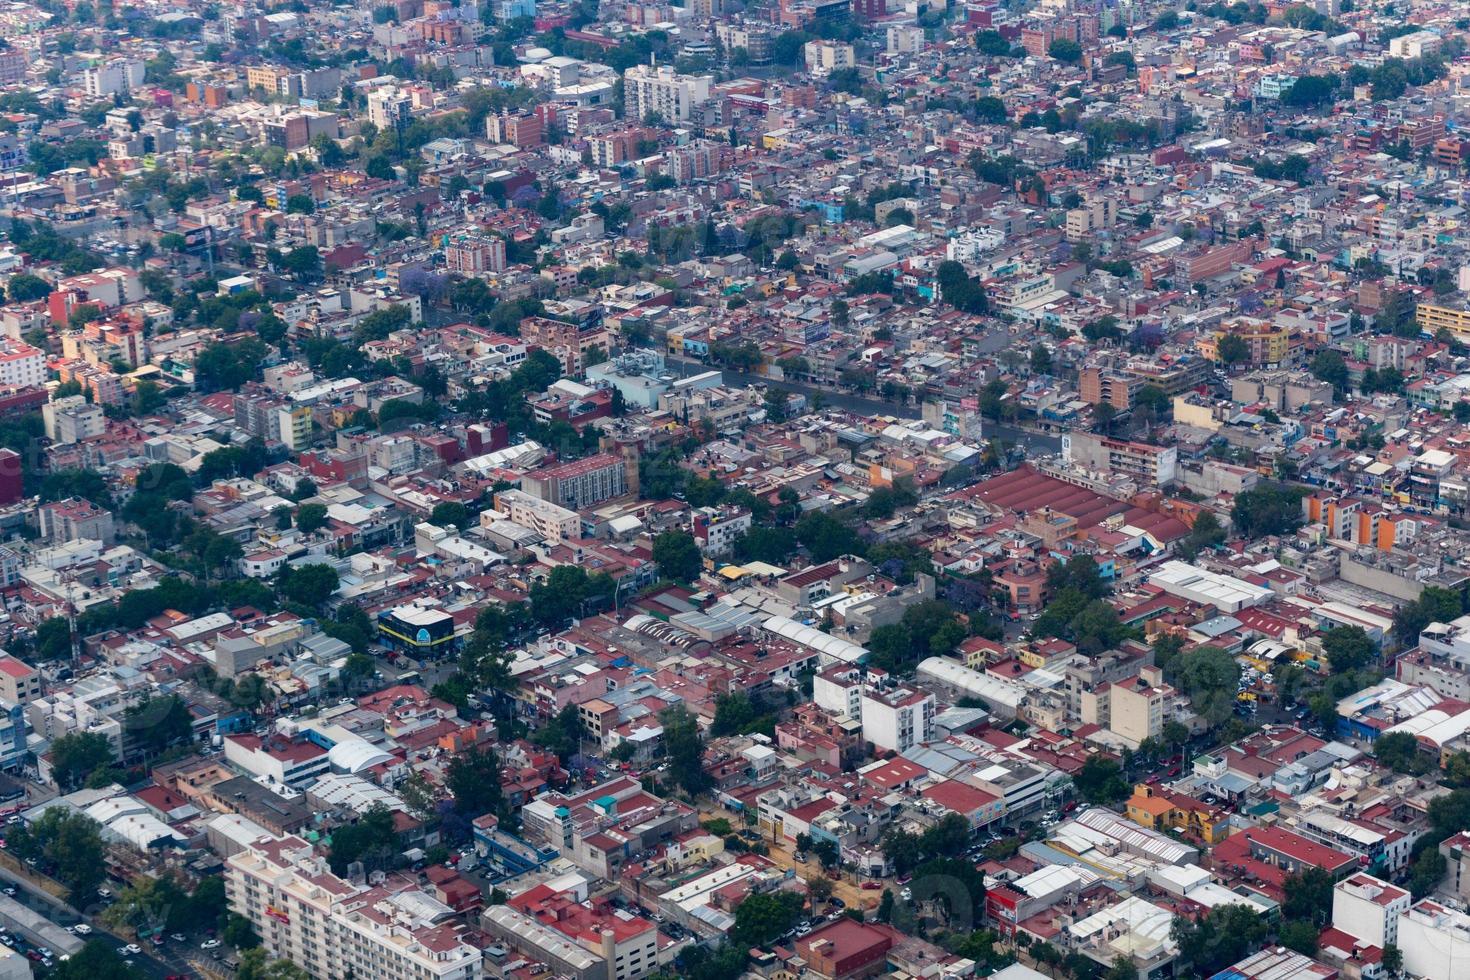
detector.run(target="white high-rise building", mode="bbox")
[82,59,144,98]
[1332,873,1410,949]
[1397,898,1470,980]
[622,65,712,123]
[226,833,482,980]
[0,340,46,389]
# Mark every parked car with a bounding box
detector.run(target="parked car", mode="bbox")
[74,925,91,935]
[860,881,881,890]
[200,939,222,950]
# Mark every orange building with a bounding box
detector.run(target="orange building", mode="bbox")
[1126,783,1231,844]
[1303,494,1398,550]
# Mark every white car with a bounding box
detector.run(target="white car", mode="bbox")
[73,924,91,935]
[200,939,222,949]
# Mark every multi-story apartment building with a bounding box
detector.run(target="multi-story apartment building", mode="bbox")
[803,39,855,73]
[0,340,46,389]
[0,701,26,771]
[43,396,107,446]
[1417,302,1470,342]
[666,140,722,184]
[37,497,116,545]
[483,883,658,980]
[692,506,751,556]
[1078,367,1141,409]
[485,113,542,148]
[445,236,507,275]
[522,454,628,510]
[1062,431,1177,486]
[622,65,712,123]
[263,111,340,151]
[1398,899,1470,980]
[1064,199,1115,242]
[0,656,41,706]
[276,404,313,451]
[860,683,935,753]
[225,833,482,980]
[0,50,26,86]
[83,59,144,98]
[490,488,581,543]
[814,666,936,753]
[1332,873,1410,950]
[1198,318,1294,367]
[1107,670,1173,748]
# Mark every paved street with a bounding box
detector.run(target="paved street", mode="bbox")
[0,858,210,978]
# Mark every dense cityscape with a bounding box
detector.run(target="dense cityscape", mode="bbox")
[1,0,1470,978]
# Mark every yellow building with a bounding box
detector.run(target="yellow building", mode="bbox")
[1417,303,1470,341]
[1171,396,1221,431]
[1198,319,1293,366]
[1125,784,1231,844]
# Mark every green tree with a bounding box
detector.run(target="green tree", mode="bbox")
[660,704,711,796]
[295,503,328,533]
[1278,919,1318,956]
[328,804,400,874]
[222,912,261,950]
[1410,848,1447,897]
[1281,867,1334,925]
[446,744,505,818]
[7,808,106,902]
[49,940,148,980]
[794,511,865,562]
[1311,349,1349,391]
[975,30,1011,55]
[1073,755,1130,804]
[34,617,76,661]
[1178,511,1227,559]
[867,601,967,674]
[652,529,702,582]
[49,731,115,791]
[279,563,339,606]
[1170,904,1270,976]
[236,949,312,980]
[1373,730,1429,774]
[429,501,471,529]
[5,273,50,301]
[1393,586,1466,644]
[1230,481,1305,537]
[1321,625,1376,674]
[1216,332,1250,366]
[123,695,194,758]
[1168,645,1240,728]
[1048,38,1083,63]
[735,527,797,565]
[731,890,804,947]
